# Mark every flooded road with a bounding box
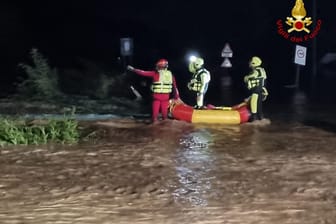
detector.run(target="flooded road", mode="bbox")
[1,101,336,223]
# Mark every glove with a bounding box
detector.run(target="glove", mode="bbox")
[187,82,192,90]
[174,98,183,104]
[262,87,268,101]
[127,65,135,71]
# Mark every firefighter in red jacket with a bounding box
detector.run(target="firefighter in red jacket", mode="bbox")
[127,59,181,123]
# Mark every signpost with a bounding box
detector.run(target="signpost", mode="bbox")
[294,45,307,66]
[220,43,233,94]
[120,37,133,70]
[120,37,133,56]
[221,43,233,68]
[221,58,232,68]
[294,45,307,88]
[286,45,307,89]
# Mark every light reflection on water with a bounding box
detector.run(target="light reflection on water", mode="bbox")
[173,129,215,206]
[170,123,259,207]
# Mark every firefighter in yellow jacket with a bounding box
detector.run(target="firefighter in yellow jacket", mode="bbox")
[187,56,211,109]
[244,56,268,122]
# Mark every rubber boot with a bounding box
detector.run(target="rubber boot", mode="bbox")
[249,113,258,122]
[257,113,264,120]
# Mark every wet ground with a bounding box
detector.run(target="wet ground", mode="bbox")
[1,98,336,223]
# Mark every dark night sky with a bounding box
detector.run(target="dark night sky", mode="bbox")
[1,0,336,98]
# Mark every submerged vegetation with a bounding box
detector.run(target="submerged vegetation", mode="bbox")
[0,115,79,146]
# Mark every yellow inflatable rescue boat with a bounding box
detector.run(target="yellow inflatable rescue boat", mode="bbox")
[169,101,250,124]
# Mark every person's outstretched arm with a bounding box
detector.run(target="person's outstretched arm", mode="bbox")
[127,65,155,77]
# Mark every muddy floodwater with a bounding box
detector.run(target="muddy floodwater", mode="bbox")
[1,102,336,224]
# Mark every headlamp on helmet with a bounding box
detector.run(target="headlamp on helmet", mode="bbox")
[188,56,204,73]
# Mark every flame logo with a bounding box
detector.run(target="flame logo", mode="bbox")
[292,0,307,19]
[286,0,312,33]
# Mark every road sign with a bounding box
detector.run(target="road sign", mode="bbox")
[221,58,232,68]
[294,45,307,66]
[221,43,233,58]
[120,37,133,56]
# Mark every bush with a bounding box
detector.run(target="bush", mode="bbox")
[17,48,61,99]
[0,115,79,146]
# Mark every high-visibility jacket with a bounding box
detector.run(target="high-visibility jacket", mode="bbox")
[132,68,180,98]
[151,70,173,93]
[188,68,211,92]
[244,67,267,90]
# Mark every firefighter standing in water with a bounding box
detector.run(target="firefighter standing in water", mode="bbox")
[127,59,181,123]
[244,56,268,122]
[187,56,211,109]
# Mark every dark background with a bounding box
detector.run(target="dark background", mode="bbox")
[1,0,335,103]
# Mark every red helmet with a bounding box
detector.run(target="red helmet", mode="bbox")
[156,59,168,69]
